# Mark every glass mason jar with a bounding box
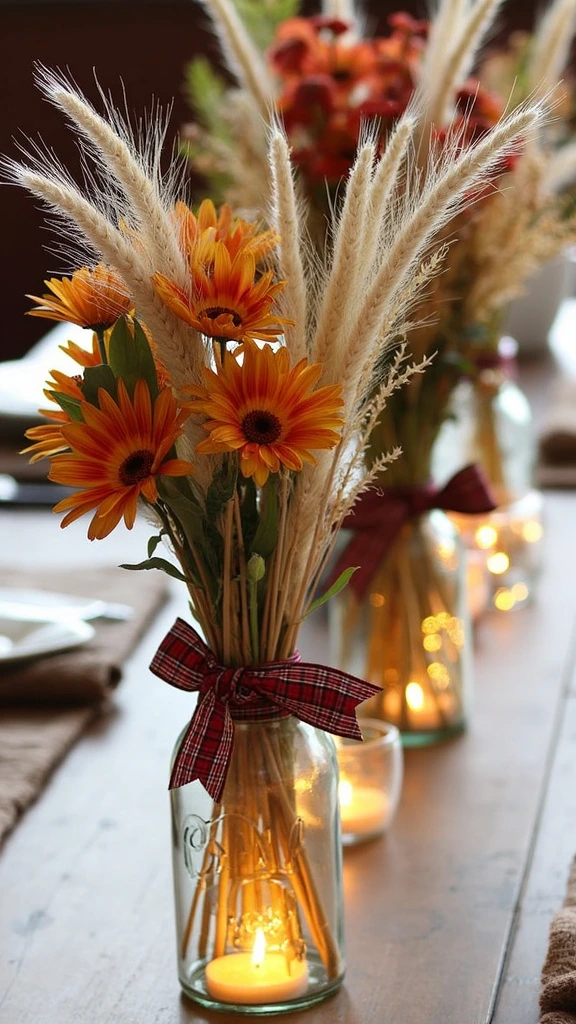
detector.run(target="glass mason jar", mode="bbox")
[432,343,535,506]
[330,510,472,747]
[432,338,544,608]
[170,716,345,1014]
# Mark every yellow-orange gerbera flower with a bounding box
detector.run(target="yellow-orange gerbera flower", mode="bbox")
[154,243,292,343]
[185,339,344,486]
[27,264,131,330]
[21,409,72,463]
[48,379,194,539]
[59,332,104,367]
[174,199,279,265]
[44,368,84,402]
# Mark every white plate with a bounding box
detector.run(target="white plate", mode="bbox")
[0,613,94,664]
[0,588,111,622]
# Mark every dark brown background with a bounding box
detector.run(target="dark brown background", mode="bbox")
[1,0,538,361]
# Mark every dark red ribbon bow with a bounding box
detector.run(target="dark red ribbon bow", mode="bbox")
[332,464,496,600]
[150,617,380,801]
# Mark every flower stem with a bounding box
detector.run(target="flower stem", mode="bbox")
[248,577,260,664]
[95,328,107,364]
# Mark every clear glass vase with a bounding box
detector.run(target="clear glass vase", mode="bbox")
[330,510,472,747]
[432,358,535,506]
[432,343,544,609]
[170,716,345,1014]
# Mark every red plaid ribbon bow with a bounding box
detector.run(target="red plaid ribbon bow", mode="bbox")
[331,464,496,599]
[150,617,380,801]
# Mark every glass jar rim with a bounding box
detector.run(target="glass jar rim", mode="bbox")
[338,718,400,750]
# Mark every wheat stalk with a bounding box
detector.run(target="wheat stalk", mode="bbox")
[426,0,505,126]
[527,0,576,99]
[313,141,377,373]
[201,0,275,118]
[268,133,309,362]
[35,69,188,290]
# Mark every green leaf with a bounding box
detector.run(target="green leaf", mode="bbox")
[234,0,300,48]
[107,317,159,400]
[206,458,238,522]
[120,557,188,583]
[80,364,118,406]
[306,567,359,616]
[250,478,278,559]
[185,57,228,131]
[147,532,166,558]
[240,477,259,551]
[47,391,83,422]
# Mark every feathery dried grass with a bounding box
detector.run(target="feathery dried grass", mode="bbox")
[268,133,309,361]
[423,0,505,126]
[200,0,275,117]
[527,0,576,99]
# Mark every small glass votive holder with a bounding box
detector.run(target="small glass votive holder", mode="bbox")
[336,719,403,847]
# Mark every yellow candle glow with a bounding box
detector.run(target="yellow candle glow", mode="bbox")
[338,779,388,837]
[204,929,308,1005]
[405,680,440,730]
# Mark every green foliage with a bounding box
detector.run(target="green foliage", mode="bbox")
[306,566,358,616]
[233,0,300,49]
[107,317,159,400]
[47,391,83,422]
[185,57,229,135]
[120,557,189,583]
[79,364,118,406]
[206,458,239,521]
[147,531,167,557]
[250,478,278,559]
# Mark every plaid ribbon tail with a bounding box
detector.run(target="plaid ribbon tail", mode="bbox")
[251,668,381,740]
[330,463,497,599]
[438,464,497,515]
[329,499,408,599]
[168,689,233,802]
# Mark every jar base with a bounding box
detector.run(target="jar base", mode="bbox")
[179,957,344,1015]
[400,720,466,748]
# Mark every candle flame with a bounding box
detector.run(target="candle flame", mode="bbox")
[252,928,266,968]
[405,681,424,711]
[338,779,353,808]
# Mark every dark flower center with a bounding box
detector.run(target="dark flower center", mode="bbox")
[203,306,242,327]
[241,409,283,445]
[119,448,155,485]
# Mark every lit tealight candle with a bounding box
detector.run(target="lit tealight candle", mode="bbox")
[338,779,388,838]
[205,928,308,1005]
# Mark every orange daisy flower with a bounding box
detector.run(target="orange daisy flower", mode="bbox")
[174,199,279,266]
[21,409,72,463]
[27,264,131,330]
[59,332,104,367]
[44,368,84,402]
[185,339,344,486]
[153,243,292,343]
[48,379,194,539]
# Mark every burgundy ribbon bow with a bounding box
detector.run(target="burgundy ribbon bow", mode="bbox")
[150,617,381,801]
[332,464,497,600]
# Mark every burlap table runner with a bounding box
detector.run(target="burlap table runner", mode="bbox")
[538,379,576,488]
[0,566,167,845]
[540,857,576,1023]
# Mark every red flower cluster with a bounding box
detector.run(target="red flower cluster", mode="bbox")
[268,12,428,185]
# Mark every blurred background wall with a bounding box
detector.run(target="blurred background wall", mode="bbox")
[1,0,538,361]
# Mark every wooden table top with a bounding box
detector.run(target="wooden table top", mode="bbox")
[1,354,575,1024]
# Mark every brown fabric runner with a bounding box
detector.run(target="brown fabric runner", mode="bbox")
[540,857,576,1023]
[538,379,576,488]
[0,566,168,846]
